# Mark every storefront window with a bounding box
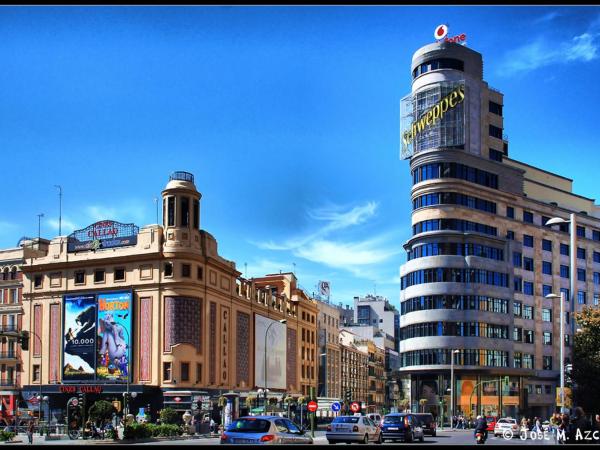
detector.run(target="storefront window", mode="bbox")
[456,376,477,418]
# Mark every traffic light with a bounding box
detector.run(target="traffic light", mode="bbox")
[345,389,352,402]
[20,331,29,351]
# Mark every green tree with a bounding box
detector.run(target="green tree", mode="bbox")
[159,407,179,425]
[88,400,116,424]
[572,307,600,411]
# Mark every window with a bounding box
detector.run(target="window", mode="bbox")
[34,275,43,288]
[524,258,534,271]
[577,226,585,238]
[507,206,515,219]
[181,196,190,227]
[514,277,522,292]
[513,327,522,342]
[594,230,600,242]
[163,362,172,381]
[577,247,586,260]
[167,196,175,227]
[506,230,515,240]
[523,235,534,247]
[489,148,503,162]
[489,101,503,116]
[524,356,534,369]
[9,290,16,304]
[33,365,40,382]
[182,264,191,278]
[94,269,105,283]
[523,305,534,320]
[526,384,533,394]
[411,162,498,189]
[181,362,190,382]
[561,288,570,302]
[489,124,503,139]
[164,262,173,277]
[560,244,569,256]
[114,268,125,281]
[544,384,552,394]
[542,261,552,275]
[196,266,203,280]
[524,281,534,296]
[577,269,586,282]
[578,291,587,304]
[513,252,522,267]
[523,211,533,223]
[524,330,534,344]
[565,334,572,346]
[542,239,552,252]
[542,216,552,228]
[543,332,552,345]
[193,200,200,229]
[542,308,552,322]
[513,301,522,317]
[594,252,600,263]
[536,385,543,395]
[543,285,552,297]
[513,352,522,368]
[196,363,202,383]
[560,265,569,278]
[412,57,464,78]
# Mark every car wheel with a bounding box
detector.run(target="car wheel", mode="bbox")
[328,440,336,445]
[406,432,414,443]
[375,433,382,444]
[362,434,369,444]
[419,434,424,443]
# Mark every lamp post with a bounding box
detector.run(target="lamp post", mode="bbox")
[28,331,44,426]
[257,388,269,415]
[545,291,566,414]
[263,319,286,415]
[54,185,62,236]
[450,349,460,430]
[545,213,577,414]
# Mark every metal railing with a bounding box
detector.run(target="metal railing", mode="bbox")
[169,171,194,183]
[0,352,17,359]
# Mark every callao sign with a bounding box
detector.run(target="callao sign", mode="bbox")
[434,24,466,44]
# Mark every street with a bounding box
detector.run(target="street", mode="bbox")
[10,429,559,445]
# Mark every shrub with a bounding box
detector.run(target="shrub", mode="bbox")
[123,423,152,440]
[159,407,179,425]
[0,431,15,442]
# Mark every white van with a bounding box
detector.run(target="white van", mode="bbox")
[367,413,382,425]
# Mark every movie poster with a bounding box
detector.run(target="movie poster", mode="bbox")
[63,294,97,381]
[96,291,132,382]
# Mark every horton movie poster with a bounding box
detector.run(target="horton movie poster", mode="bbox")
[63,294,97,381]
[96,291,132,382]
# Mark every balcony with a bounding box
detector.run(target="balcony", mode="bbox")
[0,353,18,360]
[0,325,19,333]
[0,380,17,387]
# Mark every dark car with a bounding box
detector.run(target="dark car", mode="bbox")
[380,413,424,443]
[414,413,436,437]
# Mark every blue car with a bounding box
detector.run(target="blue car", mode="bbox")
[380,413,425,443]
[220,416,313,445]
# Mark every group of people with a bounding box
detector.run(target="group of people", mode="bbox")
[451,415,468,429]
[549,408,600,444]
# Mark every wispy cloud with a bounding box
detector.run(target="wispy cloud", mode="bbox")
[501,30,600,76]
[0,221,18,231]
[532,11,561,24]
[85,202,149,225]
[47,217,81,235]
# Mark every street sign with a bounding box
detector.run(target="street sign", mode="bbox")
[331,402,341,412]
[307,401,318,412]
[350,402,360,413]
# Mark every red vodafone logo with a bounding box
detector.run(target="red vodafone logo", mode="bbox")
[434,24,448,40]
[308,401,318,412]
[350,402,361,413]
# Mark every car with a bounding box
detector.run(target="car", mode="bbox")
[493,418,519,437]
[486,416,497,432]
[414,413,436,437]
[326,415,382,444]
[380,413,425,443]
[367,413,382,426]
[220,416,313,445]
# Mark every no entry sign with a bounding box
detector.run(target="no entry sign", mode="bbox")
[307,401,318,412]
[350,402,360,413]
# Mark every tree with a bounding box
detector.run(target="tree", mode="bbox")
[572,307,600,411]
[88,400,115,425]
[159,407,179,425]
[245,395,257,410]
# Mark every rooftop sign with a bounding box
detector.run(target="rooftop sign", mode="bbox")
[434,24,467,44]
[67,220,139,252]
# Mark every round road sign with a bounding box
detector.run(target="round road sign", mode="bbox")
[331,402,341,412]
[307,401,318,412]
[350,402,360,413]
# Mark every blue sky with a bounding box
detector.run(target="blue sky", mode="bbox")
[2,6,600,306]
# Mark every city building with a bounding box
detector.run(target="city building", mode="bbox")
[357,340,385,413]
[399,37,600,420]
[314,299,341,414]
[19,171,318,423]
[354,295,399,351]
[339,330,369,411]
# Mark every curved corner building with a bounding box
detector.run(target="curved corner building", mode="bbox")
[399,40,600,420]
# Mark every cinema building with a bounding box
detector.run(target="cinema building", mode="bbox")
[20,171,319,423]
[399,39,600,419]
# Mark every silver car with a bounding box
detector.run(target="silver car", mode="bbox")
[326,415,382,444]
[493,418,519,437]
[220,416,313,445]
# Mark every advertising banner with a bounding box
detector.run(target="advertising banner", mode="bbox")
[254,314,287,390]
[67,220,139,253]
[63,294,97,381]
[96,291,132,382]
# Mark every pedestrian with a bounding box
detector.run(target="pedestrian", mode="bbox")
[566,407,592,445]
[558,414,570,445]
[535,417,542,433]
[210,418,215,434]
[26,421,34,445]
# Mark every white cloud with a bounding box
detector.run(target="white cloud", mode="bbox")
[294,238,400,269]
[501,31,600,76]
[533,11,561,24]
[85,202,148,225]
[47,218,81,234]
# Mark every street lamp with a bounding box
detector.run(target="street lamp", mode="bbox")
[263,319,286,415]
[450,349,460,430]
[123,391,138,418]
[120,324,132,416]
[545,214,577,414]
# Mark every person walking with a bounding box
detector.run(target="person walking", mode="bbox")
[566,407,591,444]
[558,414,570,445]
[26,421,34,445]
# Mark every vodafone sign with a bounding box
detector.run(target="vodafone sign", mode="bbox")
[434,24,466,44]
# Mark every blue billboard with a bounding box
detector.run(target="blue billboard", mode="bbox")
[96,291,132,383]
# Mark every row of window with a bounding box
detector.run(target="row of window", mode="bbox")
[401,268,509,289]
[407,242,504,261]
[506,208,600,242]
[411,162,499,189]
[0,268,18,281]
[512,301,534,319]
[163,361,202,383]
[164,195,200,229]
[401,349,509,367]
[526,383,554,395]
[412,219,497,236]
[400,295,509,315]
[413,192,497,214]
[0,289,18,305]
[400,321,509,340]
[411,58,464,79]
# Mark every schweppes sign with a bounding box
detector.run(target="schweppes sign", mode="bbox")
[402,84,465,147]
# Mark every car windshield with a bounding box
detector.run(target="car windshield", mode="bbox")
[498,419,516,424]
[333,417,360,424]
[383,416,405,424]
[227,419,271,433]
[418,415,432,424]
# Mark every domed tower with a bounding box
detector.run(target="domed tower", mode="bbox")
[161,171,202,251]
